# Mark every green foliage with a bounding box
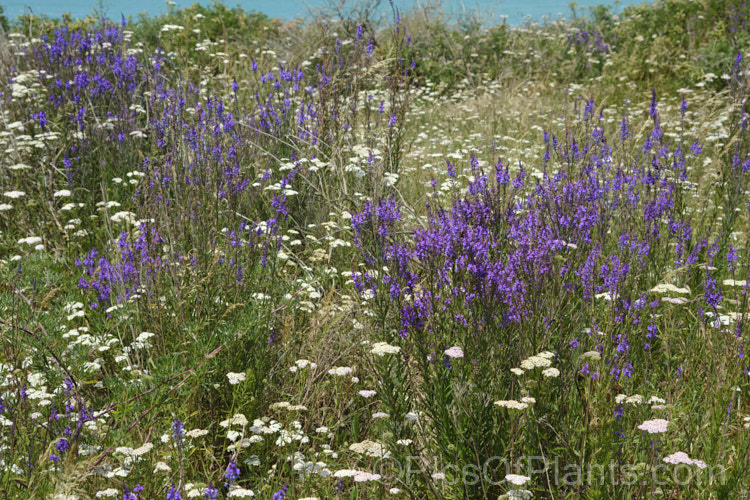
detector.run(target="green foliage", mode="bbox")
[0,4,8,33]
[131,2,276,55]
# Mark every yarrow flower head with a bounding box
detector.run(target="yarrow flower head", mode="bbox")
[520,355,552,370]
[227,372,246,385]
[371,342,400,356]
[220,413,248,428]
[333,469,364,477]
[353,472,382,482]
[614,394,644,406]
[637,418,669,434]
[227,487,255,497]
[349,440,390,458]
[663,451,707,469]
[444,346,464,358]
[580,350,601,361]
[494,400,529,410]
[327,366,353,376]
[505,474,531,486]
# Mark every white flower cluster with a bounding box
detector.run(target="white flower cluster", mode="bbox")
[615,394,643,405]
[327,366,354,376]
[371,342,401,356]
[349,439,390,458]
[444,345,464,358]
[220,413,249,428]
[333,469,381,482]
[580,350,601,361]
[662,451,707,469]
[650,283,690,295]
[637,418,669,434]
[515,350,555,373]
[505,473,531,485]
[520,355,552,370]
[290,359,318,372]
[494,400,529,410]
[226,372,246,385]
[270,401,308,411]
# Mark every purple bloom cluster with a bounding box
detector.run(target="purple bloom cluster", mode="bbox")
[75,227,167,307]
[19,17,417,307]
[352,92,742,386]
[568,29,611,54]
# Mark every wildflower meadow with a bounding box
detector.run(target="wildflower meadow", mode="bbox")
[1,0,750,498]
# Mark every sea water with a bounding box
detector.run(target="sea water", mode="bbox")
[2,0,646,27]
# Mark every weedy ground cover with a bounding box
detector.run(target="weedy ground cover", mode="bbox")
[1,0,750,498]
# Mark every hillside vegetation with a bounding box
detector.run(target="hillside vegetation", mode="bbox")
[1,0,750,498]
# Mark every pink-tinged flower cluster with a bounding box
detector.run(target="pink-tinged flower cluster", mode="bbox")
[663,451,707,469]
[444,346,464,358]
[637,418,669,434]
